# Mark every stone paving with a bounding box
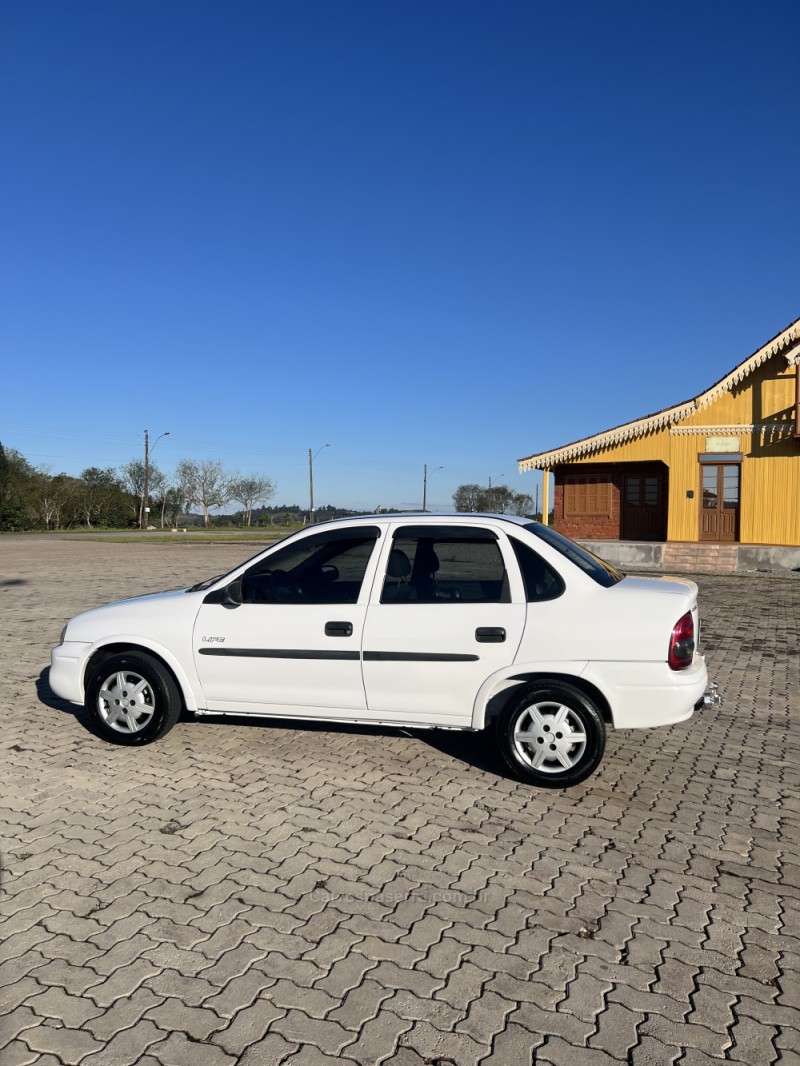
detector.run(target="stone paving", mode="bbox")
[0,536,798,1066]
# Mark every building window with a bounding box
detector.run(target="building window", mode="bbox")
[564,477,611,517]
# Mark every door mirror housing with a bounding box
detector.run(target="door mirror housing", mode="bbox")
[222,578,242,607]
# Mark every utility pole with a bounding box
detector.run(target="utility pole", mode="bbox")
[141,430,149,530]
[308,448,314,524]
[142,429,170,530]
[309,444,330,524]
[422,464,442,512]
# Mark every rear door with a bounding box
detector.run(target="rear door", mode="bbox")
[361,524,526,725]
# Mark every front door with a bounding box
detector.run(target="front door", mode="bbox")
[622,472,664,540]
[700,464,739,542]
[193,526,381,716]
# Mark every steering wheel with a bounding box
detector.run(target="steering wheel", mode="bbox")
[267,569,304,602]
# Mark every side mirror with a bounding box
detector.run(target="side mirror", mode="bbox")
[222,578,243,607]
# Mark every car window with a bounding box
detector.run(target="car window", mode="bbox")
[242,527,380,604]
[508,537,565,602]
[525,522,623,587]
[382,525,509,604]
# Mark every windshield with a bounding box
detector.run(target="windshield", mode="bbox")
[525,523,623,587]
[184,540,292,594]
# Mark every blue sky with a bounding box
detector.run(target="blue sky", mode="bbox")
[1,0,798,513]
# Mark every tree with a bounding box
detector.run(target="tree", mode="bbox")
[33,469,76,530]
[453,483,483,512]
[508,493,534,517]
[122,458,163,526]
[453,482,534,517]
[161,483,185,529]
[229,474,276,526]
[0,444,37,530]
[75,467,131,527]
[177,459,231,528]
[0,442,8,512]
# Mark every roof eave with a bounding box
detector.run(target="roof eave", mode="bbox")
[518,315,800,472]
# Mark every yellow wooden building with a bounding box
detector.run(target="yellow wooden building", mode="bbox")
[518,316,800,558]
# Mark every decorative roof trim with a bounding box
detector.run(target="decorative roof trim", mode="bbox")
[518,316,800,472]
[518,400,695,470]
[695,324,800,410]
[670,423,796,436]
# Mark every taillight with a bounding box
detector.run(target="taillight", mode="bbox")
[668,611,695,670]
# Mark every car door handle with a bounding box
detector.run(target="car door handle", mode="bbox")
[476,627,506,643]
[325,621,353,637]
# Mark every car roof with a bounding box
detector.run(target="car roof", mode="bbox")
[316,512,534,529]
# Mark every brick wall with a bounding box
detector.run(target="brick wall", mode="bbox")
[553,466,622,539]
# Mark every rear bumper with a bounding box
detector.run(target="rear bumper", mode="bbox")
[582,654,710,729]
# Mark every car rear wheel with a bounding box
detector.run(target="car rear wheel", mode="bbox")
[85,652,182,745]
[495,681,605,788]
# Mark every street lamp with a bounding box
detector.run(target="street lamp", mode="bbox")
[488,472,505,488]
[141,429,170,529]
[422,464,443,512]
[309,444,330,524]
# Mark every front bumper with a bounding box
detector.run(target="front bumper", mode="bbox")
[50,642,91,705]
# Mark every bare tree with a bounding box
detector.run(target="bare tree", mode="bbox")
[452,483,483,512]
[229,474,276,526]
[453,482,533,516]
[508,492,534,517]
[33,468,75,530]
[177,459,231,527]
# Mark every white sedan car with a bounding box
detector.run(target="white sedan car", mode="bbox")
[51,514,717,787]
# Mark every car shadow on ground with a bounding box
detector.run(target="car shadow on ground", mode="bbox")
[35,668,506,780]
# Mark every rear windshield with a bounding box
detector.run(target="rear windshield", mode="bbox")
[524,523,623,588]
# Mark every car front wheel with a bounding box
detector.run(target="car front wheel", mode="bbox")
[495,681,605,788]
[85,651,182,745]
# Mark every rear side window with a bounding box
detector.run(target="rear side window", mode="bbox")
[382,526,509,604]
[525,523,623,587]
[509,538,565,602]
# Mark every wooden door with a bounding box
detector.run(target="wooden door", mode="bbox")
[622,473,664,540]
[699,464,739,542]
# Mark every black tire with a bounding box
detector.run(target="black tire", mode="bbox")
[494,680,605,788]
[85,651,182,746]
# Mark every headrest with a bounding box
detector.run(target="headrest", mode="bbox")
[387,548,411,579]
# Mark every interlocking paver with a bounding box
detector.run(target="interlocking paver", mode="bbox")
[144,998,227,1041]
[328,978,394,1030]
[587,1001,643,1058]
[26,986,106,1028]
[211,999,286,1056]
[271,1009,353,1055]
[148,1030,238,1066]
[236,1031,298,1065]
[19,1023,104,1065]
[1,545,798,1066]
[82,986,164,1040]
[0,1005,40,1044]
[0,1041,43,1066]
[80,1019,168,1066]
